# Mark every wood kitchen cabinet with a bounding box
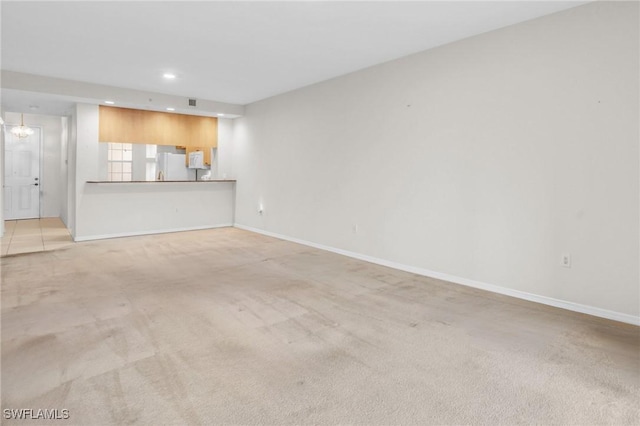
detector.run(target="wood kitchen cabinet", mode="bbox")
[99,106,217,148]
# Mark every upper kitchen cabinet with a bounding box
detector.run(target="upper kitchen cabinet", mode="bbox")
[98,106,217,148]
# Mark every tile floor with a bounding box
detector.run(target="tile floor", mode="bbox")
[1,217,73,257]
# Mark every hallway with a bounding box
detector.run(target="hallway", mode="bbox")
[1,217,73,256]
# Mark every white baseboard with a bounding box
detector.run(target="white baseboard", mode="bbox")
[234,224,640,326]
[74,223,234,242]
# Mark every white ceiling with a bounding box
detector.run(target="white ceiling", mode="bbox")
[0,89,76,117]
[2,1,588,108]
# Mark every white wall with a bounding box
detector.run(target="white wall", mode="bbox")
[59,116,69,226]
[233,2,639,320]
[4,112,65,218]
[73,104,235,240]
[73,103,99,238]
[65,107,77,235]
[0,107,5,236]
[216,118,234,179]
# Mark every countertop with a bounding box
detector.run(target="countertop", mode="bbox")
[86,179,236,183]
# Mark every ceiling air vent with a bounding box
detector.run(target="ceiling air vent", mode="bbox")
[188,99,197,107]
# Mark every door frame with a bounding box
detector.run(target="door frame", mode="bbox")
[3,124,44,220]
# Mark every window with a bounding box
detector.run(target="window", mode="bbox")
[145,144,157,181]
[107,143,132,181]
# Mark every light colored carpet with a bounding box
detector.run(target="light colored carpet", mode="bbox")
[1,227,638,425]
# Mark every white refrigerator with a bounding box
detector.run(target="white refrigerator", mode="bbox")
[156,153,195,181]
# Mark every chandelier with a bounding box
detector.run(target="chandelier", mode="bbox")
[11,114,34,139]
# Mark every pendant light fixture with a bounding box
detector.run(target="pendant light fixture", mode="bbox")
[11,114,34,139]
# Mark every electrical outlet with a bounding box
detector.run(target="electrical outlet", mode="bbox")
[561,253,571,268]
[352,224,359,234]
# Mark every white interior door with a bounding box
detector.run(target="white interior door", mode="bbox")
[3,127,41,220]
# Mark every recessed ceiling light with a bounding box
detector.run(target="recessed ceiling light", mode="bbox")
[163,73,176,80]
[218,113,225,117]
[105,100,115,105]
[166,107,175,111]
[28,105,40,110]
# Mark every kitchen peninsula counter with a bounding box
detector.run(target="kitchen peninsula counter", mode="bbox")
[86,179,236,183]
[76,180,236,241]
